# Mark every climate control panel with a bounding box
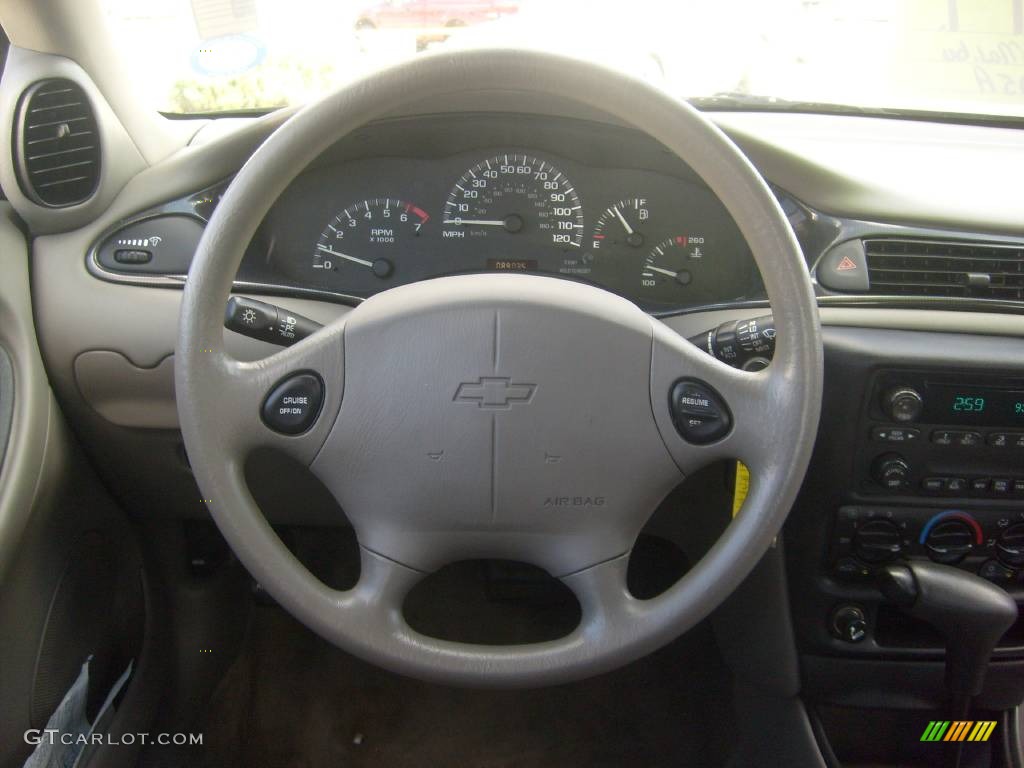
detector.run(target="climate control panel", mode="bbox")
[831,506,1024,586]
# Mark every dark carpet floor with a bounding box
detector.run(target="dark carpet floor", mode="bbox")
[196,601,735,768]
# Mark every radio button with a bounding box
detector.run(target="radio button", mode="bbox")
[988,433,1011,448]
[989,432,1024,449]
[970,478,991,493]
[1014,480,1024,495]
[945,477,968,494]
[872,426,920,443]
[957,431,983,447]
[991,478,1012,495]
[921,477,946,493]
[931,430,955,446]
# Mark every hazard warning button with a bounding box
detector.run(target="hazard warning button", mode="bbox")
[817,239,870,292]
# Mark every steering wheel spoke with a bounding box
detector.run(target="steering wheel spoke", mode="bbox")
[650,319,786,480]
[208,318,347,464]
[562,554,636,630]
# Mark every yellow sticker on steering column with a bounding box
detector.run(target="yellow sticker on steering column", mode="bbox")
[732,462,750,517]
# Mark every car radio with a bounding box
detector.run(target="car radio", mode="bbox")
[855,370,1024,501]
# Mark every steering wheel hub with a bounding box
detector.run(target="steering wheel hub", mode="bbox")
[315,274,683,575]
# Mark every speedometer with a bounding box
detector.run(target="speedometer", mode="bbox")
[441,154,584,251]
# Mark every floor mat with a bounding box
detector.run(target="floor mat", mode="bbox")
[198,606,735,768]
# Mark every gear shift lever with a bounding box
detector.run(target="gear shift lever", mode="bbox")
[879,562,1018,767]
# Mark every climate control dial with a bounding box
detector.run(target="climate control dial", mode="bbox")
[853,519,904,563]
[921,512,982,565]
[997,523,1024,569]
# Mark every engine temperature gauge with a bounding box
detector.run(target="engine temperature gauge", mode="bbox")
[641,235,707,301]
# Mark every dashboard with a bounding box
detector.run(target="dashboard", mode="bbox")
[12,49,1023,763]
[89,115,763,314]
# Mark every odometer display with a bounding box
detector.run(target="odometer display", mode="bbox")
[442,154,584,252]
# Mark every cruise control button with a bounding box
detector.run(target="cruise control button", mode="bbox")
[261,373,324,435]
[670,379,732,445]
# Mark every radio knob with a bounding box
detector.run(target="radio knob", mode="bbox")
[853,519,904,563]
[883,387,924,423]
[871,453,911,491]
[996,523,1024,569]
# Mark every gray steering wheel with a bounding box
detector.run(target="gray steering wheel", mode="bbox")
[176,49,822,687]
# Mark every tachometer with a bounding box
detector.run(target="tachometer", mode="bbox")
[314,198,429,281]
[441,154,584,251]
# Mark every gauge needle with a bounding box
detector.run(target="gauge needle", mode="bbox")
[646,265,679,279]
[317,244,373,268]
[447,219,507,226]
[612,206,634,236]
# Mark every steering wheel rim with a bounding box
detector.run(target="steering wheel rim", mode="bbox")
[176,48,822,687]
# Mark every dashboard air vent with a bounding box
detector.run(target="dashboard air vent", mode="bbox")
[14,79,101,207]
[865,239,1024,302]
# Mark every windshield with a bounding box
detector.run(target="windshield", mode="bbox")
[102,0,1024,119]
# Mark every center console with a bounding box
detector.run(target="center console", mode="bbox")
[831,371,1024,598]
[784,326,1024,716]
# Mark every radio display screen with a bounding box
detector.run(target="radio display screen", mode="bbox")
[924,384,1024,427]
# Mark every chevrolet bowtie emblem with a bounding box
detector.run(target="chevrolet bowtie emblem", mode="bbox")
[454,377,536,409]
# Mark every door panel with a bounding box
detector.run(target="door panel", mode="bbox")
[0,203,160,768]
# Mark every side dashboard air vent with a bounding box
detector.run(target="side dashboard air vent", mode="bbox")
[14,78,101,207]
[865,239,1024,302]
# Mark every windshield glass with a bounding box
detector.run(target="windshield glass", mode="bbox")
[102,0,1024,119]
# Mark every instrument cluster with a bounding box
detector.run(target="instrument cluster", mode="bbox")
[253,144,761,313]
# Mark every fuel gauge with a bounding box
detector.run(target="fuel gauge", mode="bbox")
[590,198,652,253]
